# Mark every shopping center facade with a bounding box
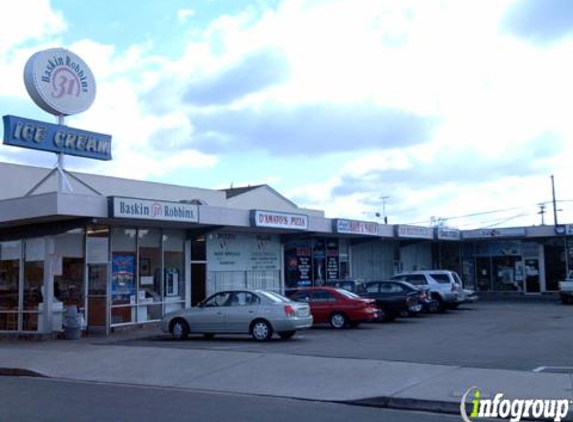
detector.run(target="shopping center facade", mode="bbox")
[0,161,570,336]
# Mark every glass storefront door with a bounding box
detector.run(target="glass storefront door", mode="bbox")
[87,263,108,333]
[524,259,540,293]
[86,227,109,333]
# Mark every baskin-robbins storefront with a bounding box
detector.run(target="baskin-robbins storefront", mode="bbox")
[0,47,333,337]
[0,166,333,337]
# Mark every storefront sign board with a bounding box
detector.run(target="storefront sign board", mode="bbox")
[437,228,461,240]
[397,225,434,239]
[463,228,527,239]
[110,197,198,223]
[251,210,308,230]
[333,219,379,236]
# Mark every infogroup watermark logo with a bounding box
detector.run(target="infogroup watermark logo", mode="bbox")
[460,386,570,422]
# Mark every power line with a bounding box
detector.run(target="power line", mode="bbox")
[403,204,539,226]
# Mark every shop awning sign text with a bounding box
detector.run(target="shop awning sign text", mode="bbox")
[110,197,198,223]
[334,219,379,236]
[251,210,309,230]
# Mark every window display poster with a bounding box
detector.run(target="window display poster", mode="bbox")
[112,254,135,301]
[326,240,339,280]
[284,243,312,288]
[207,232,281,272]
[249,235,281,271]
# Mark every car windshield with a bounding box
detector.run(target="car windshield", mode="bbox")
[335,288,360,299]
[258,291,291,303]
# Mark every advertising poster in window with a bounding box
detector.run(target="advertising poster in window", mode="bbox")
[326,240,339,280]
[207,232,281,272]
[111,254,135,303]
[284,242,312,288]
[249,235,280,271]
[207,233,243,271]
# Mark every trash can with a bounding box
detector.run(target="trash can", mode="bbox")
[63,306,82,340]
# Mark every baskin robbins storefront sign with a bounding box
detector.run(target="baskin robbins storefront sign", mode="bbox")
[3,48,112,161]
[110,197,199,223]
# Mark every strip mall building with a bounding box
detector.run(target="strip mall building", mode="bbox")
[0,161,570,336]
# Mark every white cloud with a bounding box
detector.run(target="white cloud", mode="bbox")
[177,9,195,24]
[3,0,573,228]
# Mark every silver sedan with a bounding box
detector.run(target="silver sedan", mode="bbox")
[161,290,313,341]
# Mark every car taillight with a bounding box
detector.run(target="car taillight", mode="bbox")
[284,305,296,317]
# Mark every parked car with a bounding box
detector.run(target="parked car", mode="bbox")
[326,279,419,320]
[289,286,379,328]
[390,270,465,312]
[161,290,313,341]
[463,288,479,304]
[559,271,573,304]
[364,280,435,316]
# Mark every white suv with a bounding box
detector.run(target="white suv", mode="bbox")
[390,270,465,312]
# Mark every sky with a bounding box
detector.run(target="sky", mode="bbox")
[2,0,573,230]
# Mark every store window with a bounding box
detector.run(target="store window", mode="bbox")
[54,230,85,310]
[23,238,45,331]
[0,241,21,331]
[111,228,136,325]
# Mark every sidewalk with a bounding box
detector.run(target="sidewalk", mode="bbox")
[1,332,572,419]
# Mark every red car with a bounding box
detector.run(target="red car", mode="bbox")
[289,287,379,328]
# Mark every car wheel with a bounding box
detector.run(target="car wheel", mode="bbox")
[426,300,440,313]
[433,295,446,313]
[171,318,189,340]
[278,330,296,340]
[251,319,273,341]
[329,312,347,329]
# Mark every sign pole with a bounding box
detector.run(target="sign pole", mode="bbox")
[56,114,72,193]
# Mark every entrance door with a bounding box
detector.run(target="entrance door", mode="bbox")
[87,263,108,334]
[524,259,541,293]
[475,257,492,292]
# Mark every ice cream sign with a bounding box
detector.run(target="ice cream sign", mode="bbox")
[2,48,112,161]
[24,48,96,116]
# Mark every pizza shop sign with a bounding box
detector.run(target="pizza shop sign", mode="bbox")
[251,210,309,230]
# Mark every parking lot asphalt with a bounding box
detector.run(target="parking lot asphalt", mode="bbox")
[111,301,573,372]
[1,301,573,419]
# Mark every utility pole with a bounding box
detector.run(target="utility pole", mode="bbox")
[552,175,558,225]
[538,203,546,225]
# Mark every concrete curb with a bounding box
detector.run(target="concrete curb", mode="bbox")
[346,396,460,414]
[0,367,47,378]
[345,396,573,422]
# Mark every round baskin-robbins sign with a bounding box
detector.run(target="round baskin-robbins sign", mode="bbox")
[23,48,96,116]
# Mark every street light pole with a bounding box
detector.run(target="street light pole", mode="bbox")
[381,196,390,224]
